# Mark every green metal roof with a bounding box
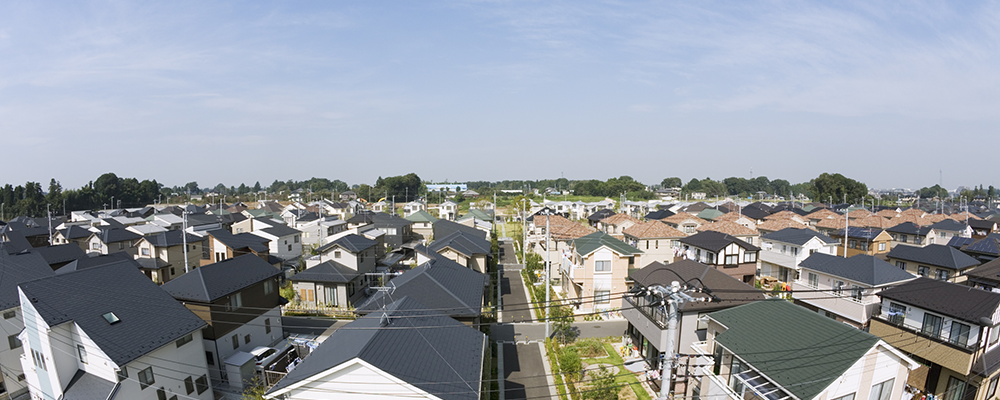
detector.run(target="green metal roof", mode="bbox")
[709,300,880,400]
[405,210,439,223]
[571,231,641,257]
[696,208,725,221]
[462,209,494,221]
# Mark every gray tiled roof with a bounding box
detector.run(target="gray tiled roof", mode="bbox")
[142,230,202,247]
[266,297,485,400]
[92,227,141,244]
[259,223,301,238]
[290,261,360,284]
[680,230,761,252]
[32,244,87,267]
[328,234,377,253]
[886,222,933,236]
[879,277,1000,324]
[59,225,94,240]
[433,219,487,240]
[355,258,486,317]
[799,253,916,286]
[428,231,491,258]
[19,260,206,367]
[162,254,281,302]
[61,370,116,400]
[886,244,980,270]
[0,250,54,310]
[762,227,838,246]
[930,219,968,231]
[629,260,765,312]
[208,229,270,253]
[55,252,133,274]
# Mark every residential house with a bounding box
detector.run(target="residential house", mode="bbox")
[313,234,379,287]
[289,261,362,309]
[622,221,686,265]
[405,210,438,241]
[966,257,1000,291]
[662,212,709,235]
[886,244,981,282]
[0,250,54,398]
[204,229,272,265]
[624,260,765,394]
[696,220,760,247]
[886,221,938,248]
[133,230,205,284]
[161,254,285,383]
[803,208,842,228]
[527,214,597,264]
[793,253,917,328]
[348,211,415,249]
[264,297,485,400]
[644,209,676,221]
[759,227,839,283]
[31,244,88,271]
[597,213,641,239]
[586,209,616,227]
[51,225,94,249]
[560,231,641,313]
[355,257,487,326]
[439,200,459,221]
[18,260,214,400]
[830,227,892,257]
[691,300,917,400]
[427,230,492,274]
[85,227,141,257]
[930,219,973,242]
[678,230,760,284]
[297,216,347,248]
[714,212,758,231]
[948,234,1000,263]
[970,219,999,239]
[251,222,303,262]
[869,278,1000,400]
[402,200,426,217]
[434,219,488,242]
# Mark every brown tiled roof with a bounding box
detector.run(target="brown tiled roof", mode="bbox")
[662,212,709,226]
[850,215,893,229]
[889,214,929,226]
[715,212,756,223]
[951,212,981,221]
[765,211,802,221]
[623,221,687,239]
[534,215,596,240]
[601,213,641,226]
[876,209,899,218]
[816,216,849,230]
[923,214,949,223]
[804,208,840,221]
[697,220,758,236]
[900,208,926,217]
[846,209,873,219]
[756,219,810,232]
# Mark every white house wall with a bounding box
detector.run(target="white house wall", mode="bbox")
[272,359,437,400]
[208,306,283,382]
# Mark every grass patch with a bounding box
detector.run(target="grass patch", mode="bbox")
[551,337,652,400]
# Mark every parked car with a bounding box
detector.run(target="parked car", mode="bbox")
[250,346,281,372]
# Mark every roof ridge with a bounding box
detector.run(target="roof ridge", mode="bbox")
[423,266,475,313]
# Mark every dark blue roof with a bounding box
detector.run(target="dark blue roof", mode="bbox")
[800,253,915,286]
[887,244,980,270]
[291,261,360,284]
[162,254,281,302]
[833,227,884,240]
[355,258,486,318]
[762,228,838,246]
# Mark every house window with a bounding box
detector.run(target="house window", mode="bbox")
[2,311,14,319]
[170,267,175,276]
[878,242,886,251]
[936,269,950,281]
[595,260,611,272]
[229,292,242,310]
[117,368,128,382]
[265,318,272,334]
[848,240,857,249]
[831,393,855,400]
[922,313,943,337]
[92,242,100,250]
[8,335,21,350]
[724,255,738,265]
[987,376,998,399]
[900,235,908,243]
[851,286,863,302]
[728,357,746,394]
[205,351,214,366]
[244,334,251,344]
[138,366,155,390]
[887,302,906,325]
[833,280,845,295]
[808,273,818,287]
[157,388,166,400]
[917,266,929,277]
[176,333,193,348]
[860,241,869,251]
[142,248,150,256]
[944,376,972,400]
[294,235,299,243]
[185,377,195,395]
[264,280,274,295]
[288,244,292,252]
[195,375,209,394]
[594,290,611,304]
[31,349,46,371]
[950,322,971,347]
[334,251,342,258]
[895,261,906,270]
[991,326,1000,346]
[941,232,949,238]
[325,286,338,307]
[868,378,894,400]
[77,344,88,364]
[743,252,756,263]
[792,247,799,256]
[231,334,239,350]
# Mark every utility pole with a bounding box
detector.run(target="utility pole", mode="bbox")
[544,209,551,339]
[637,281,713,400]
[47,204,52,246]
[182,211,190,273]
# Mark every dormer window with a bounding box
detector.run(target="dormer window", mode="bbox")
[103,312,120,324]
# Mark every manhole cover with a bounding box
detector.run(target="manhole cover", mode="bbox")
[594,325,601,329]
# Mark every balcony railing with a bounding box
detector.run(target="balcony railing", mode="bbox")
[873,312,978,352]
[623,294,667,328]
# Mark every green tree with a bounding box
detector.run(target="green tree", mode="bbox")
[809,173,868,204]
[253,181,262,192]
[660,177,682,188]
[683,178,702,192]
[917,184,949,199]
[582,365,618,400]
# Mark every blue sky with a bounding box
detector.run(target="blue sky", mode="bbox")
[1,1,998,191]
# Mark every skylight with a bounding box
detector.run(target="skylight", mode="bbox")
[102,312,120,324]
